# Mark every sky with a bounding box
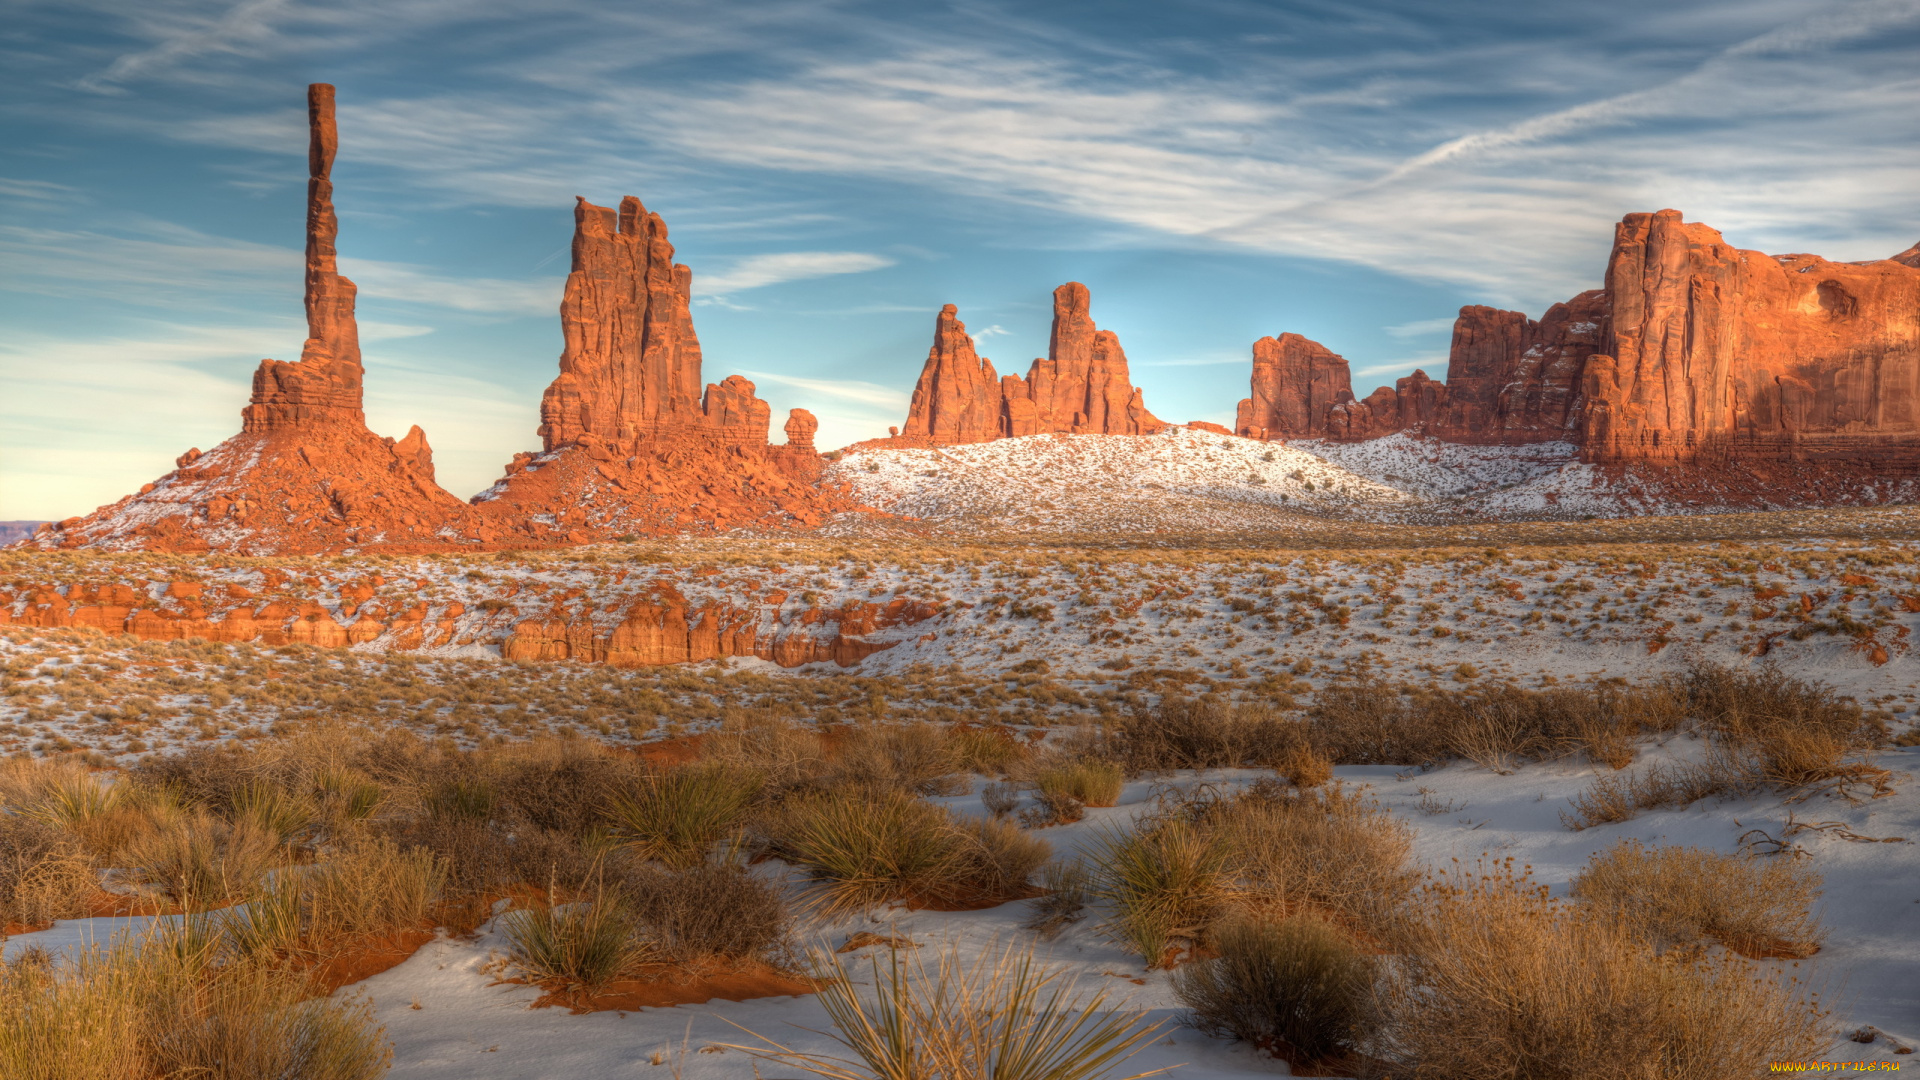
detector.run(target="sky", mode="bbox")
[2,0,1918,521]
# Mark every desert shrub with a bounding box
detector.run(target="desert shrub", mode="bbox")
[1273,743,1333,789]
[772,790,1040,913]
[144,959,392,1080]
[948,726,1027,775]
[725,940,1165,1080]
[1571,840,1824,958]
[1034,761,1125,808]
[501,891,645,987]
[1116,698,1305,771]
[1560,746,1761,830]
[0,946,148,1079]
[424,778,495,822]
[122,811,280,904]
[1084,817,1231,965]
[0,758,120,828]
[834,723,966,796]
[1214,780,1414,939]
[1172,915,1375,1063]
[128,745,257,812]
[489,740,639,835]
[700,713,827,791]
[604,764,757,868]
[614,861,787,962]
[222,873,304,961]
[980,781,1021,818]
[950,815,1051,899]
[0,815,95,927]
[0,940,390,1080]
[1684,662,1887,789]
[1306,680,1447,766]
[303,836,446,944]
[311,767,381,826]
[1375,858,1829,1078]
[1023,860,1090,937]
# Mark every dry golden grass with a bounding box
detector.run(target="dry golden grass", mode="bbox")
[1375,858,1830,1078]
[1571,840,1825,959]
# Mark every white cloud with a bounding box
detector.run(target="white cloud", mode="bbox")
[693,251,895,295]
[970,324,1011,339]
[735,369,911,410]
[337,257,556,316]
[1354,357,1449,380]
[1384,317,1458,339]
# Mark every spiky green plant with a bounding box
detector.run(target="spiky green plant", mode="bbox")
[604,765,757,869]
[1085,818,1231,965]
[500,892,645,987]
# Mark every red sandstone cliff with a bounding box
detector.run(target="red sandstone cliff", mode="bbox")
[32,84,465,555]
[466,195,860,541]
[886,283,1164,446]
[1237,212,1920,475]
[1582,211,1920,465]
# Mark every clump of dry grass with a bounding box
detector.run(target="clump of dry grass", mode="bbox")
[605,764,758,868]
[303,835,447,945]
[1034,761,1125,809]
[771,790,1048,913]
[1115,699,1306,771]
[1685,662,1890,793]
[1085,817,1231,965]
[121,810,281,905]
[1570,840,1825,958]
[1373,858,1830,1077]
[0,815,95,928]
[614,861,788,963]
[501,887,647,987]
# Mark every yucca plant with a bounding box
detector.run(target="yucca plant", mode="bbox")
[230,780,315,845]
[723,940,1171,1080]
[500,890,646,988]
[221,872,305,961]
[604,765,757,868]
[778,790,961,914]
[1085,818,1232,965]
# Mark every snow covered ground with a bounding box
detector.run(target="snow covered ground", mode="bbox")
[12,744,1917,1077]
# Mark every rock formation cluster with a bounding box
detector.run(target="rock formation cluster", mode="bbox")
[1237,210,1920,473]
[888,283,1163,446]
[33,85,856,555]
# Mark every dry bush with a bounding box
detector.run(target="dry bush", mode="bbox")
[1560,746,1762,830]
[1571,840,1824,958]
[1024,860,1090,937]
[128,745,259,813]
[1306,680,1447,766]
[0,939,389,1080]
[303,836,447,945]
[1116,698,1306,771]
[121,811,280,905]
[980,781,1021,818]
[605,764,758,868]
[1374,858,1830,1078]
[614,861,787,963]
[1212,780,1414,940]
[1685,662,1888,790]
[833,723,967,796]
[700,713,828,791]
[1172,915,1375,1063]
[0,815,95,927]
[951,815,1051,900]
[948,726,1028,775]
[488,739,642,835]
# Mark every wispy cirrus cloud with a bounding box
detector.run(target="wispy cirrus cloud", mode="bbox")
[693,251,896,295]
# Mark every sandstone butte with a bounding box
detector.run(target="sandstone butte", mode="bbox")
[0,567,941,669]
[27,84,469,557]
[874,282,1165,447]
[27,85,863,558]
[1237,210,1920,479]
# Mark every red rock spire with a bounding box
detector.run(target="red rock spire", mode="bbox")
[242,83,365,432]
[900,304,1003,444]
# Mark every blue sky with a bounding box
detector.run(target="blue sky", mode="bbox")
[3,0,1918,520]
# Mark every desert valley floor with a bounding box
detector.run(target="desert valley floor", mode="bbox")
[6,433,1920,1077]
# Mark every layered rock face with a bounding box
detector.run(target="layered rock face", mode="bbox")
[888,282,1164,446]
[1239,211,1920,476]
[468,195,856,541]
[1582,211,1920,465]
[34,84,465,555]
[1235,333,1353,439]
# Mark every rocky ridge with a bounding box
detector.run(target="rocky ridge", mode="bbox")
[1238,211,1920,484]
[883,283,1163,447]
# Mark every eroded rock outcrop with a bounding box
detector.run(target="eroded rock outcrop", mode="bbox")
[32,84,465,555]
[1582,211,1920,465]
[885,283,1164,447]
[1238,211,1920,476]
[468,194,858,541]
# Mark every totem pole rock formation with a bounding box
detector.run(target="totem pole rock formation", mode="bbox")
[1235,210,1920,476]
[32,84,464,555]
[887,283,1163,446]
[466,195,856,541]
